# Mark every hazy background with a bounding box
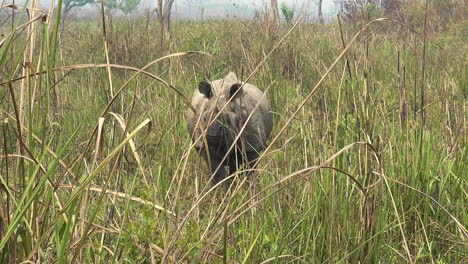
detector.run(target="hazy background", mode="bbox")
[8,0,339,20]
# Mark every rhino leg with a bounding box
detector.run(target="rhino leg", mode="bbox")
[245,151,260,176]
[197,147,228,184]
[227,151,241,180]
[209,157,228,184]
[227,150,259,178]
[227,145,245,173]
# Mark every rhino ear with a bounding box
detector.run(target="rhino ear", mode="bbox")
[198,81,213,99]
[229,83,242,99]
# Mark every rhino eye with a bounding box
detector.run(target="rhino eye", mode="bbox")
[229,83,242,99]
[199,81,213,99]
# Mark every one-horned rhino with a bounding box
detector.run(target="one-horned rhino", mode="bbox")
[187,72,273,184]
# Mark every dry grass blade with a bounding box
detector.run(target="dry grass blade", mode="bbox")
[150,243,176,262]
[365,138,412,263]
[25,119,153,260]
[194,142,374,261]
[385,176,467,239]
[0,153,69,223]
[0,14,45,48]
[58,185,175,216]
[260,255,304,264]
[108,112,149,186]
[92,117,105,169]
[254,18,391,168]
[0,154,45,172]
[240,14,305,86]
[230,142,372,223]
[1,109,78,183]
[99,0,115,98]
[110,51,211,115]
[1,57,203,112]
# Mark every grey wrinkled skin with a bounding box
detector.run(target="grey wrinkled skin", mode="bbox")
[187,72,273,184]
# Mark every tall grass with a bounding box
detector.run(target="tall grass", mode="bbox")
[0,1,467,263]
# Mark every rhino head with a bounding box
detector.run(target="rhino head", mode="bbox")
[196,79,243,145]
[187,72,273,184]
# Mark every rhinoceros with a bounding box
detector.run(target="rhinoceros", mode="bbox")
[187,72,273,184]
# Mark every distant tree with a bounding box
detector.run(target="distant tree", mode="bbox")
[317,0,324,23]
[156,0,175,31]
[342,0,395,22]
[156,0,175,57]
[163,0,175,30]
[280,2,294,25]
[105,0,141,15]
[271,0,280,25]
[63,0,94,14]
[62,0,140,15]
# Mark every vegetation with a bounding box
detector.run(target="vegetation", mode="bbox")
[280,2,295,25]
[63,0,141,15]
[0,1,466,263]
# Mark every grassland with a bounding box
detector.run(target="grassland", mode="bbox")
[0,5,467,264]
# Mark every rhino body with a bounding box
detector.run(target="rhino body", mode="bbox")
[187,72,273,183]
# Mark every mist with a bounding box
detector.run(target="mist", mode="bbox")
[5,0,339,20]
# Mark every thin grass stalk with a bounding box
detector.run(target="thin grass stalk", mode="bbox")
[98,8,118,246]
[49,0,63,114]
[415,210,435,264]
[21,0,39,164]
[56,185,173,215]
[2,61,198,111]
[413,36,418,121]
[254,18,390,170]
[100,0,114,99]
[330,63,347,258]
[24,119,152,261]
[7,83,23,165]
[419,0,429,163]
[71,147,122,263]
[158,0,164,58]
[222,219,227,264]
[385,176,467,238]
[40,19,50,149]
[193,143,372,263]
[241,225,262,264]
[337,13,352,80]
[110,162,141,263]
[10,0,15,69]
[0,129,58,251]
[1,120,10,251]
